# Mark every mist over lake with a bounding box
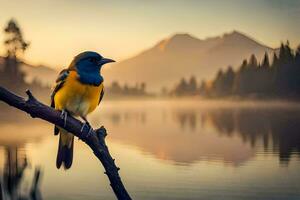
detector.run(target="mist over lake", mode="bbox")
[1,99,300,200]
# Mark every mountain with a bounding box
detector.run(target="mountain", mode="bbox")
[103,31,275,92]
[21,63,58,86]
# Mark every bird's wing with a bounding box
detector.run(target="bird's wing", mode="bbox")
[50,69,70,108]
[51,69,70,135]
[98,86,104,105]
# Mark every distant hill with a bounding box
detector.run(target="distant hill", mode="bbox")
[21,62,57,87]
[0,56,56,102]
[0,56,57,87]
[103,30,275,92]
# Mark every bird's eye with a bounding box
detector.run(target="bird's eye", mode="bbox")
[89,58,97,63]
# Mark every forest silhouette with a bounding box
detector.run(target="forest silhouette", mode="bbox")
[172,42,300,99]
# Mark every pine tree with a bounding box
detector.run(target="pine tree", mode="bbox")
[4,19,29,59]
[278,43,286,65]
[272,52,279,67]
[276,41,295,95]
[246,54,259,94]
[285,40,294,62]
[212,69,226,96]
[294,45,300,94]
[233,59,247,95]
[248,54,258,69]
[257,52,272,95]
[261,52,270,69]
[223,66,235,95]
[174,78,188,96]
[0,19,30,94]
[188,76,197,95]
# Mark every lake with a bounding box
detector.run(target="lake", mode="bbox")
[0,99,300,200]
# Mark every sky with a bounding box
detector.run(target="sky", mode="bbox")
[0,0,299,68]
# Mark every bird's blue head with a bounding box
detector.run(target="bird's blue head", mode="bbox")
[70,51,115,86]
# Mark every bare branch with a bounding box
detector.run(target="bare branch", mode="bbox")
[0,86,132,200]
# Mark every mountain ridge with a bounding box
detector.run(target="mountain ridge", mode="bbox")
[103,30,275,92]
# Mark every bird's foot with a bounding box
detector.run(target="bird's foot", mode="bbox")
[80,122,93,138]
[60,109,68,127]
[80,121,90,132]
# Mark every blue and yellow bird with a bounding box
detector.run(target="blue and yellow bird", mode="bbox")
[51,51,115,169]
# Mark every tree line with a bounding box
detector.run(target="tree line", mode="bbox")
[171,42,300,98]
[106,81,149,96]
[169,76,198,96]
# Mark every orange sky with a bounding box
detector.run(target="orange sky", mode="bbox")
[0,0,299,68]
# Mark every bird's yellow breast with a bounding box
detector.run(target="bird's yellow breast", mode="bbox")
[54,71,103,117]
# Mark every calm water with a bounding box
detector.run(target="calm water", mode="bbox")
[0,99,300,200]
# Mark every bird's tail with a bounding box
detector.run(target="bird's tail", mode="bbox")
[56,130,74,169]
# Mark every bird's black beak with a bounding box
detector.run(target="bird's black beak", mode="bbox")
[98,58,115,66]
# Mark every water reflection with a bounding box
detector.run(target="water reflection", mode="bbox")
[104,111,147,126]
[203,108,300,165]
[96,101,300,166]
[174,111,197,131]
[1,100,300,200]
[2,101,300,167]
[0,147,42,200]
[0,111,44,200]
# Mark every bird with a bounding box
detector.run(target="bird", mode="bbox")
[50,51,115,169]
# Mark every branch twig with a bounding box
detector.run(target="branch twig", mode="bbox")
[0,86,132,200]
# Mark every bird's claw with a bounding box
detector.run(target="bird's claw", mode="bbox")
[80,122,89,132]
[86,127,93,138]
[60,109,68,127]
[80,122,92,138]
